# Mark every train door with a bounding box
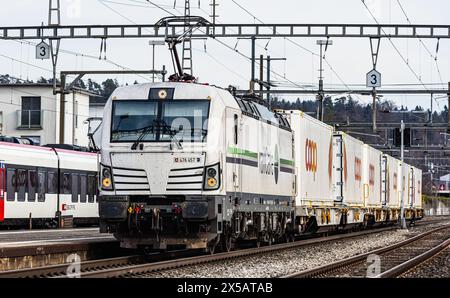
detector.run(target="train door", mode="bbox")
[380,155,388,207]
[226,109,242,199]
[332,134,344,203]
[0,162,5,222]
[408,167,415,208]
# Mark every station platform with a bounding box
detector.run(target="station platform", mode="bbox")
[0,228,114,248]
[0,228,119,270]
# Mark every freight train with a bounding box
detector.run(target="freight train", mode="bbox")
[97,82,423,252]
[0,141,99,228]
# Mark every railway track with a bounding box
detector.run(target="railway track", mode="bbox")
[283,224,450,278]
[0,217,447,278]
[60,221,447,278]
[0,249,198,278]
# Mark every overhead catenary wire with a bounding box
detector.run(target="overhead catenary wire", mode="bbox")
[394,0,445,111]
[230,0,367,104]
[0,86,92,118]
[230,0,361,98]
[2,38,155,83]
[361,0,429,92]
[0,53,53,73]
[142,0,308,90]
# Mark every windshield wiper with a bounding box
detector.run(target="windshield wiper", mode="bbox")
[131,124,155,150]
[154,119,183,149]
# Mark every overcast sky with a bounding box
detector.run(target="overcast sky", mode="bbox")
[1,0,449,111]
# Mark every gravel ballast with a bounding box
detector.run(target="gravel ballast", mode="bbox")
[400,246,450,278]
[141,220,450,278]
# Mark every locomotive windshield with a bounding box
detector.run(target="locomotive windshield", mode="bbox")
[111,100,210,143]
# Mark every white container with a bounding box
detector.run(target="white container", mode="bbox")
[362,144,382,207]
[408,166,423,209]
[384,155,401,208]
[284,110,335,207]
[332,132,365,206]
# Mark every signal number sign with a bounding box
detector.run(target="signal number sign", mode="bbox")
[366,69,381,88]
[36,41,50,60]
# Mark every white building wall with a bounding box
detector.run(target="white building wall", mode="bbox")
[0,86,57,145]
[0,85,92,146]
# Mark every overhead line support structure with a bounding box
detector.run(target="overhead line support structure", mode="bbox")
[236,89,450,95]
[2,23,450,39]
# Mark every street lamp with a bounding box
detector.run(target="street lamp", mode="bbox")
[149,40,166,82]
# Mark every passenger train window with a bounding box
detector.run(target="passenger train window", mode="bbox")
[80,174,87,203]
[88,175,96,203]
[62,173,71,194]
[6,168,16,201]
[71,173,79,203]
[17,169,27,202]
[28,170,37,202]
[47,171,57,194]
[37,171,46,202]
[95,174,99,202]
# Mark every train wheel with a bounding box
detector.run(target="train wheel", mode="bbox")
[285,233,294,243]
[222,234,233,252]
[208,236,220,255]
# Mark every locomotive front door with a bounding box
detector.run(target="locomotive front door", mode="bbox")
[0,162,5,222]
[226,109,242,199]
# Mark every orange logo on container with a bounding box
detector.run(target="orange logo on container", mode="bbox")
[369,164,375,186]
[305,138,318,179]
[355,157,362,182]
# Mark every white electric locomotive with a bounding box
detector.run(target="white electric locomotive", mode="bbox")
[0,141,99,228]
[98,82,423,252]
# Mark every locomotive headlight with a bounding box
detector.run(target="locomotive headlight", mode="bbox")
[207,168,217,178]
[101,164,114,191]
[207,178,217,187]
[102,177,112,188]
[204,163,220,190]
[102,168,111,179]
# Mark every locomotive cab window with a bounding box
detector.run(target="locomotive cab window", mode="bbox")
[111,99,210,143]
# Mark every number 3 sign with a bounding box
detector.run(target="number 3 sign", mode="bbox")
[36,41,50,60]
[366,69,381,88]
